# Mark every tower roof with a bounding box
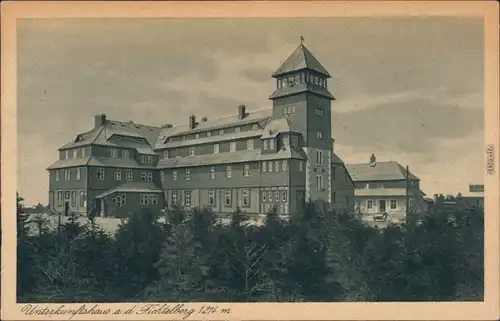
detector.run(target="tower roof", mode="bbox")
[272,43,331,78]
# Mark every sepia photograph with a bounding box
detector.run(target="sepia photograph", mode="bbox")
[1,1,499,320]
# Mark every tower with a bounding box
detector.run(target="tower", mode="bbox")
[269,40,335,205]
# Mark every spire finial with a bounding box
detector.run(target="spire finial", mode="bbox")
[300,36,304,45]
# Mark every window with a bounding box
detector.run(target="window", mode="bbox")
[207,131,212,137]
[141,172,147,182]
[315,108,324,116]
[218,129,224,135]
[269,139,275,150]
[367,200,373,209]
[112,194,126,208]
[332,167,336,178]
[251,123,259,130]
[268,161,273,172]
[184,191,191,206]
[195,133,200,139]
[299,161,304,171]
[114,169,122,181]
[126,169,133,181]
[263,140,268,150]
[73,149,78,158]
[282,160,288,171]
[79,191,85,207]
[65,150,69,159]
[140,194,149,205]
[262,191,267,202]
[247,139,254,150]
[235,127,240,133]
[333,192,336,204]
[226,165,232,178]
[71,191,76,206]
[243,164,250,177]
[316,150,323,165]
[185,168,191,180]
[210,166,216,179]
[181,136,186,141]
[147,172,153,182]
[172,192,178,206]
[224,190,232,207]
[111,149,118,157]
[282,191,287,203]
[149,194,157,205]
[275,191,280,202]
[189,147,195,156]
[208,190,216,206]
[262,161,267,172]
[283,106,295,115]
[291,135,298,147]
[160,170,165,182]
[230,142,236,153]
[56,170,60,181]
[274,161,280,172]
[173,170,177,181]
[316,175,324,190]
[65,169,71,181]
[164,150,169,159]
[122,150,129,158]
[56,191,62,206]
[97,167,105,180]
[84,147,90,157]
[214,144,219,154]
[268,191,273,202]
[390,199,397,209]
[317,132,323,139]
[242,189,250,207]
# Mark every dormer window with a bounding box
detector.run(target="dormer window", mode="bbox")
[164,150,169,159]
[235,127,240,133]
[195,133,200,139]
[251,123,259,130]
[207,131,212,137]
[218,129,224,135]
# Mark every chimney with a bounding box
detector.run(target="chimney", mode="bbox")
[370,153,376,163]
[189,115,196,129]
[94,113,106,128]
[238,104,246,120]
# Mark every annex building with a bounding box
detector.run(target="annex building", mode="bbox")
[47,43,355,218]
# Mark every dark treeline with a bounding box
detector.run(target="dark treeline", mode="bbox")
[16,194,483,303]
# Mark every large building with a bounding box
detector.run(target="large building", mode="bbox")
[346,154,427,222]
[47,43,355,218]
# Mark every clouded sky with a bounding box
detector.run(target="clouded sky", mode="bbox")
[17,17,484,205]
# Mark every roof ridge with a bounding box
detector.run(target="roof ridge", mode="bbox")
[106,119,162,129]
[169,107,272,131]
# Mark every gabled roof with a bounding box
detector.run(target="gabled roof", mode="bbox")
[345,161,420,182]
[272,44,331,78]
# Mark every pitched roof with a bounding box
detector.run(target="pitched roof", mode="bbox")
[159,129,263,149]
[59,117,161,155]
[157,148,305,169]
[95,182,163,198]
[272,44,331,77]
[47,157,91,170]
[87,157,157,169]
[345,161,420,182]
[155,108,272,146]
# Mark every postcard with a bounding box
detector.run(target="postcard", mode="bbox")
[1,1,499,320]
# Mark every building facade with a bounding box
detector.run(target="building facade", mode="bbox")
[345,154,427,222]
[47,43,355,217]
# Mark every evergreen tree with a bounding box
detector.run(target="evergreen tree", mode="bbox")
[111,209,166,300]
[145,223,211,301]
